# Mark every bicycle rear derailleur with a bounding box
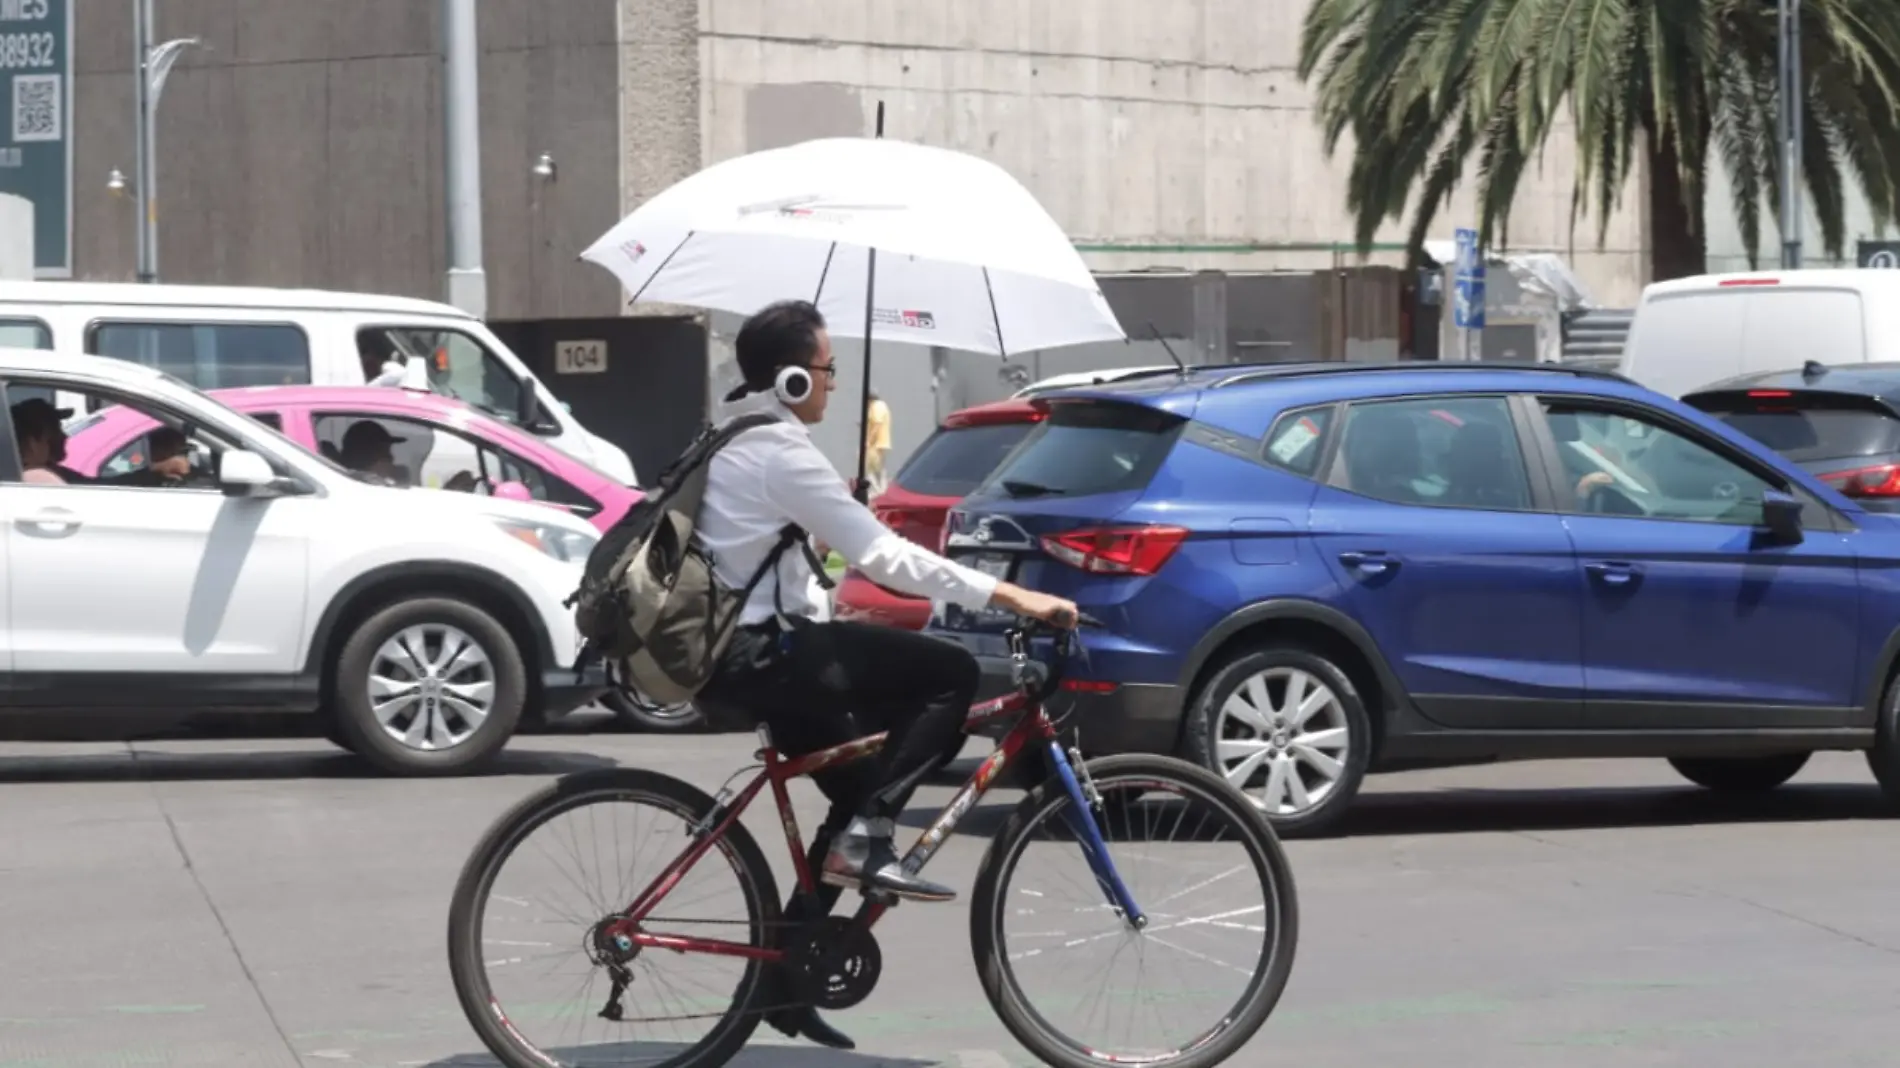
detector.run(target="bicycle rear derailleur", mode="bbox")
[587,917,640,1022]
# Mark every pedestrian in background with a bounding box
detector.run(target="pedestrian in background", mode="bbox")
[864,387,891,494]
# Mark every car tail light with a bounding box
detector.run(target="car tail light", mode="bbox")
[1747,390,1792,398]
[1821,464,1900,498]
[1062,679,1118,694]
[1040,525,1188,575]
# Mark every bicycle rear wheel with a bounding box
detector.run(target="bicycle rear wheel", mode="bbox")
[447,767,780,1068]
[970,754,1298,1068]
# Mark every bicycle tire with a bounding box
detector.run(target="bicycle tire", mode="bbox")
[969,754,1300,1068]
[447,767,782,1068]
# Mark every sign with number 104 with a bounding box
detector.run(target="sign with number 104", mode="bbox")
[0,0,71,277]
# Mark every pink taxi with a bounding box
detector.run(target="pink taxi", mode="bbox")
[61,384,642,532]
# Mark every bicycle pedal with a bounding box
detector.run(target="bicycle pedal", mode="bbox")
[862,888,899,907]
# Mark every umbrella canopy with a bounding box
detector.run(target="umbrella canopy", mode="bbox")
[580,137,1125,357]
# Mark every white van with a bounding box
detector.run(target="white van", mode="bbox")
[1620,270,1900,398]
[0,281,638,483]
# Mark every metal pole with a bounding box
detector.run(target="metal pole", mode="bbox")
[1778,0,1804,269]
[132,0,154,282]
[442,0,486,317]
[851,102,885,504]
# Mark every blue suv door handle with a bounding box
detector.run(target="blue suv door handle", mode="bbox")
[1585,561,1639,586]
[1339,551,1397,576]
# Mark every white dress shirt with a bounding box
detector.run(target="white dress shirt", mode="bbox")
[694,389,1000,626]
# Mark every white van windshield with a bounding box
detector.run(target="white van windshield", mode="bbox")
[358,325,524,422]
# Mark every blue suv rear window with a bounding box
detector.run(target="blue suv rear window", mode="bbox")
[974,400,1183,500]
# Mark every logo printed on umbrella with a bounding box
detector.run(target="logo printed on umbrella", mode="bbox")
[738,194,906,225]
[872,308,936,329]
[620,239,647,264]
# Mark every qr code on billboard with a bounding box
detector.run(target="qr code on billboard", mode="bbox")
[12,73,61,143]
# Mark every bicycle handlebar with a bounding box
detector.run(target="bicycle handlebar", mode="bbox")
[1003,611,1105,701]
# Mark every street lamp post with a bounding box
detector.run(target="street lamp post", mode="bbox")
[131,0,201,283]
[1777,0,1804,270]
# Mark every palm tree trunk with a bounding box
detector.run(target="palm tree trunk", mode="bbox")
[1645,124,1708,282]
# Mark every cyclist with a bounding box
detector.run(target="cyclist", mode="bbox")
[695,299,1077,1050]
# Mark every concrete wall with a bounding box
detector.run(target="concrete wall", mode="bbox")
[698,0,1651,306]
[70,0,624,321]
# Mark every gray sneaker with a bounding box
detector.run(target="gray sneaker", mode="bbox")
[821,819,956,902]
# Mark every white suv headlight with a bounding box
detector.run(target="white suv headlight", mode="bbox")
[493,517,598,563]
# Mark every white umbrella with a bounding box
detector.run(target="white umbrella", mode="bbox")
[579,136,1125,358]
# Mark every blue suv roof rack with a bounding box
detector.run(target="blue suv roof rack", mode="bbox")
[1209,360,1631,389]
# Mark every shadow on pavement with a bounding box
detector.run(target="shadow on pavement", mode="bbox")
[0,746,618,784]
[427,1043,935,1067]
[894,780,1891,841]
[1333,781,1889,837]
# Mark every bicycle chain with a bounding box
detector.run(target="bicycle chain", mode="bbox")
[588,914,883,1023]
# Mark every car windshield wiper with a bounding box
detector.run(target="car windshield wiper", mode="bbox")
[1000,479,1062,498]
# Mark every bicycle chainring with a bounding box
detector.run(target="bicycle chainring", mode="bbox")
[787,917,882,1010]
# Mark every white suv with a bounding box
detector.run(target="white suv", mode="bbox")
[0,347,607,774]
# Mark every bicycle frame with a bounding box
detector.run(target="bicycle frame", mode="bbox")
[602,639,1148,963]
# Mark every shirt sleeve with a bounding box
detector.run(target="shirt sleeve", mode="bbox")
[761,434,999,611]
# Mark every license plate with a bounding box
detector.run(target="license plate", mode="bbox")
[939,553,1015,628]
[968,553,1014,581]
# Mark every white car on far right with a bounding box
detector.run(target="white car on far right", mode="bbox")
[1620,269,1900,398]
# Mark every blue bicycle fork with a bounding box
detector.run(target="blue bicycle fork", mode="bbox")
[1048,742,1147,929]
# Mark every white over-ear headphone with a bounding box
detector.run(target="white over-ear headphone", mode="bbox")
[774,364,813,405]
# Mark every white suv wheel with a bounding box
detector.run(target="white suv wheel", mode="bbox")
[369,623,498,750]
[332,596,526,775]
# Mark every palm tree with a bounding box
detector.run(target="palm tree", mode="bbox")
[1297,0,1900,280]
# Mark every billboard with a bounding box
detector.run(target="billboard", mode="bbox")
[0,0,70,277]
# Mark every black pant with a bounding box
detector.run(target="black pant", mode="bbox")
[700,618,980,920]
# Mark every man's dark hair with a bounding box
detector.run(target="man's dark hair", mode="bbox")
[735,300,826,391]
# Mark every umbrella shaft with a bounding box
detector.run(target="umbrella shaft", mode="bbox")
[854,245,878,504]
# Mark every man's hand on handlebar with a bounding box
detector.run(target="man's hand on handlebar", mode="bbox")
[989,582,1082,630]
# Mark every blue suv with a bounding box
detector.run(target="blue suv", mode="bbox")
[927,362,1900,836]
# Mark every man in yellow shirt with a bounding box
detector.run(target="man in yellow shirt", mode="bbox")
[864,388,892,494]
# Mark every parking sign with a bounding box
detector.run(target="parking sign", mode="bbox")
[1858,240,1900,270]
[1453,227,1485,330]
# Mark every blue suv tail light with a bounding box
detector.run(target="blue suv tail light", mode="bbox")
[1040,524,1189,575]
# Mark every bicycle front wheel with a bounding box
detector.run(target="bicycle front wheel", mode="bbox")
[970,754,1299,1068]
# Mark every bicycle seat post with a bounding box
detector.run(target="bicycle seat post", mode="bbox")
[754,722,775,759]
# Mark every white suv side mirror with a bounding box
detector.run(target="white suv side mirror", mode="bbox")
[219,449,277,496]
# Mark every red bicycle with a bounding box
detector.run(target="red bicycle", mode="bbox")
[448,618,1299,1068]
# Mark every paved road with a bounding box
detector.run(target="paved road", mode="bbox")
[1,720,1896,1067]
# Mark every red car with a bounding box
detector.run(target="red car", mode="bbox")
[834,397,1046,628]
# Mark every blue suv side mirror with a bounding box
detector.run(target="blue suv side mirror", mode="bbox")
[1760,489,1804,545]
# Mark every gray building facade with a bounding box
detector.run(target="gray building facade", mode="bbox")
[58,0,1643,478]
[71,0,626,321]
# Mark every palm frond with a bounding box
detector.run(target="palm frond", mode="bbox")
[1298,0,1900,280]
